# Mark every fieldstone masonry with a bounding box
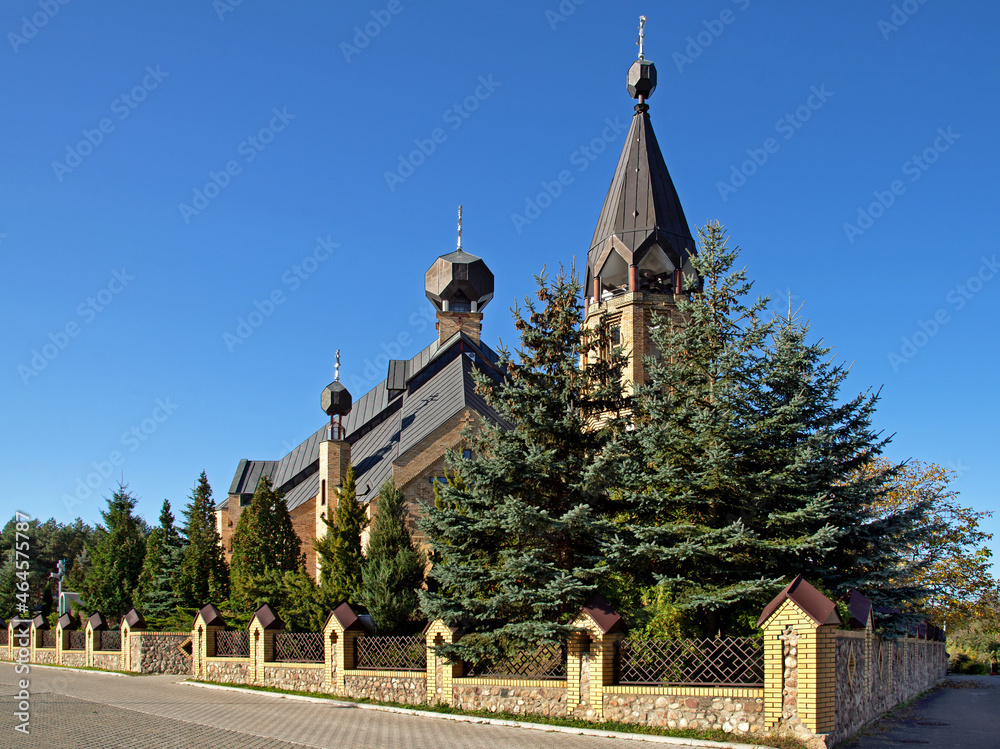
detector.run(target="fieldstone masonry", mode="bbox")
[0,586,949,747]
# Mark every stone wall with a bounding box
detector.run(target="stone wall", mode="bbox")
[136,633,191,675]
[61,651,86,668]
[263,664,325,692]
[205,658,251,683]
[92,652,121,670]
[603,691,765,734]
[829,633,946,746]
[344,671,428,705]
[33,648,57,665]
[453,681,566,717]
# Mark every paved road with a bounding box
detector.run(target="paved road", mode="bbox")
[0,663,673,749]
[844,675,1000,749]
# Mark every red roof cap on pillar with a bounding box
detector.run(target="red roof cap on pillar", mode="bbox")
[195,604,225,628]
[325,602,366,632]
[580,593,626,634]
[123,609,146,629]
[840,589,873,629]
[88,612,109,631]
[252,603,284,630]
[757,574,841,628]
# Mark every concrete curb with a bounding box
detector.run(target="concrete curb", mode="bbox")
[30,664,128,677]
[178,680,780,749]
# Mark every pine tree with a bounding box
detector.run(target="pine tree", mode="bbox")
[175,472,229,609]
[136,499,184,618]
[606,223,779,636]
[359,480,425,633]
[230,475,303,612]
[313,465,367,607]
[419,267,626,665]
[81,484,147,616]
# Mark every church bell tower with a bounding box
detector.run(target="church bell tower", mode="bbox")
[584,17,697,391]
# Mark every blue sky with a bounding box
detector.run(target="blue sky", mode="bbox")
[2,1,997,574]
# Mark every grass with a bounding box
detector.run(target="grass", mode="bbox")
[25,662,140,676]
[189,678,807,749]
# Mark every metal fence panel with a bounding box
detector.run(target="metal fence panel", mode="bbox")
[274,632,324,663]
[468,642,567,679]
[355,635,426,671]
[615,637,764,686]
[67,631,87,650]
[100,630,121,651]
[40,630,57,648]
[215,630,250,658]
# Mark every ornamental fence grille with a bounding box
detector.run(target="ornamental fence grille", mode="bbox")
[40,630,57,648]
[100,630,121,651]
[467,642,567,680]
[274,632,324,663]
[0,630,7,646]
[615,637,764,686]
[354,635,426,671]
[215,630,250,658]
[67,631,87,650]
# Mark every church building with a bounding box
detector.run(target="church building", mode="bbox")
[216,29,698,583]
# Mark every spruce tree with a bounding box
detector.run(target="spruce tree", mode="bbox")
[606,223,779,636]
[176,472,229,609]
[358,480,425,633]
[313,465,367,607]
[136,499,184,618]
[230,475,303,611]
[81,484,147,616]
[419,267,626,665]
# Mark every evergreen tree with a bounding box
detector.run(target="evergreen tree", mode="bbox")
[175,472,229,609]
[419,267,626,665]
[358,480,425,633]
[81,484,147,616]
[313,465,367,607]
[136,500,184,618]
[230,475,303,612]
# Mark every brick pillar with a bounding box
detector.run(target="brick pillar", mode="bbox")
[249,603,283,686]
[316,438,351,582]
[324,603,365,695]
[758,578,841,737]
[192,604,225,680]
[425,620,463,706]
[569,595,627,719]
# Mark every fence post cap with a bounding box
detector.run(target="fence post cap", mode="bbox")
[195,604,225,628]
[123,609,147,630]
[577,593,626,634]
[757,574,840,629]
[31,614,49,630]
[57,612,79,631]
[87,612,109,632]
[251,603,284,630]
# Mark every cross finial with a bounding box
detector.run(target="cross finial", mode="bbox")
[457,205,463,250]
[637,15,647,60]
[335,349,340,382]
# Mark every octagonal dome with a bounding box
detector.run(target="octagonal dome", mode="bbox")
[321,381,352,416]
[627,59,657,100]
[425,249,494,312]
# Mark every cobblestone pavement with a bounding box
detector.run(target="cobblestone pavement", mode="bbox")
[843,675,1000,749]
[0,663,654,749]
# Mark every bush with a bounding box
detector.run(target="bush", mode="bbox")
[950,652,991,675]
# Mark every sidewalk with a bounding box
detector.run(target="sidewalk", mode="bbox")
[844,675,1000,749]
[0,663,773,749]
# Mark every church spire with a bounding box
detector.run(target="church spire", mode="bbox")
[586,16,696,304]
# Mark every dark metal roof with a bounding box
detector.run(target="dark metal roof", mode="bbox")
[841,589,873,629]
[88,612,108,632]
[757,575,841,628]
[327,601,366,631]
[252,603,284,630]
[58,612,78,631]
[123,609,147,630]
[227,333,508,510]
[580,593,626,634]
[588,104,695,278]
[32,614,49,630]
[196,604,224,627]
